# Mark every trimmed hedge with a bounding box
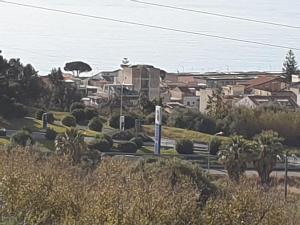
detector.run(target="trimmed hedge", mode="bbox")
[112,130,134,141]
[71,109,86,123]
[87,139,111,152]
[175,139,194,154]
[88,117,103,132]
[109,114,135,130]
[118,141,138,153]
[61,115,76,127]
[84,107,99,120]
[130,137,143,149]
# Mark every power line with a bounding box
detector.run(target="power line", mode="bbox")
[0,0,299,51]
[131,0,300,30]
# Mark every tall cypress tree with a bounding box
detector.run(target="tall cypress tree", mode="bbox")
[283,49,299,82]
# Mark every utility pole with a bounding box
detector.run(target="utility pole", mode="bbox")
[284,151,288,200]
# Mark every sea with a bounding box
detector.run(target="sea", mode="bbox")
[0,0,300,75]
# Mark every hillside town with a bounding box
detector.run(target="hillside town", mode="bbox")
[41,59,300,114]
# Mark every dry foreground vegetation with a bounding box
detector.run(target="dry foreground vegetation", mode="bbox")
[0,146,298,225]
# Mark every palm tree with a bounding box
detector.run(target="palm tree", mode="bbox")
[253,130,284,185]
[218,136,254,182]
[55,128,86,163]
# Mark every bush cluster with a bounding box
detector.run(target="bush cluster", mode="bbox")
[88,117,103,132]
[118,142,138,153]
[175,139,194,154]
[61,115,76,127]
[112,130,134,141]
[109,114,136,130]
[221,106,300,146]
[10,130,34,147]
[71,109,86,123]
[0,149,297,225]
[167,109,216,134]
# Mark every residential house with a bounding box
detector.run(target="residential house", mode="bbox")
[116,64,164,101]
[169,87,199,109]
[199,88,213,113]
[242,76,287,94]
[288,82,300,106]
[235,95,298,110]
[222,85,245,96]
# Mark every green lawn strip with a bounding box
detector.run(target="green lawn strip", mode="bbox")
[0,137,10,145]
[143,125,230,144]
[51,111,71,121]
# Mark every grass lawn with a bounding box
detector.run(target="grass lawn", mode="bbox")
[51,111,71,121]
[0,137,9,145]
[143,125,230,144]
[38,140,55,151]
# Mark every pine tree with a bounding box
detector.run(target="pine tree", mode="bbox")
[283,49,298,82]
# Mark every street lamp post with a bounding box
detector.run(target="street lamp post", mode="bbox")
[284,151,288,200]
[208,132,223,174]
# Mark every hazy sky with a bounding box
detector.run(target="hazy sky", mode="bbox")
[0,0,300,74]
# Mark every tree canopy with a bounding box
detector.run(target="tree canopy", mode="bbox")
[283,49,299,82]
[64,61,92,77]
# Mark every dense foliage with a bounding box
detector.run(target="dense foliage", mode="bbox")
[10,130,34,147]
[130,137,144,149]
[118,141,138,153]
[109,114,136,130]
[71,108,86,123]
[168,109,216,134]
[61,115,77,127]
[175,139,194,154]
[0,149,297,225]
[88,117,103,132]
[220,106,300,146]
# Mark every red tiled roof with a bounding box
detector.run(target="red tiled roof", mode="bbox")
[243,76,281,89]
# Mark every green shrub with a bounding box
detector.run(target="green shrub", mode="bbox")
[109,114,136,130]
[47,112,55,124]
[167,109,216,134]
[45,128,57,140]
[88,117,103,132]
[70,102,85,112]
[112,130,134,141]
[87,138,111,152]
[71,109,86,123]
[209,137,221,155]
[84,107,99,120]
[61,115,76,127]
[11,130,34,147]
[130,137,143,149]
[175,139,194,154]
[118,141,138,153]
[35,109,45,120]
[95,134,113,148]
